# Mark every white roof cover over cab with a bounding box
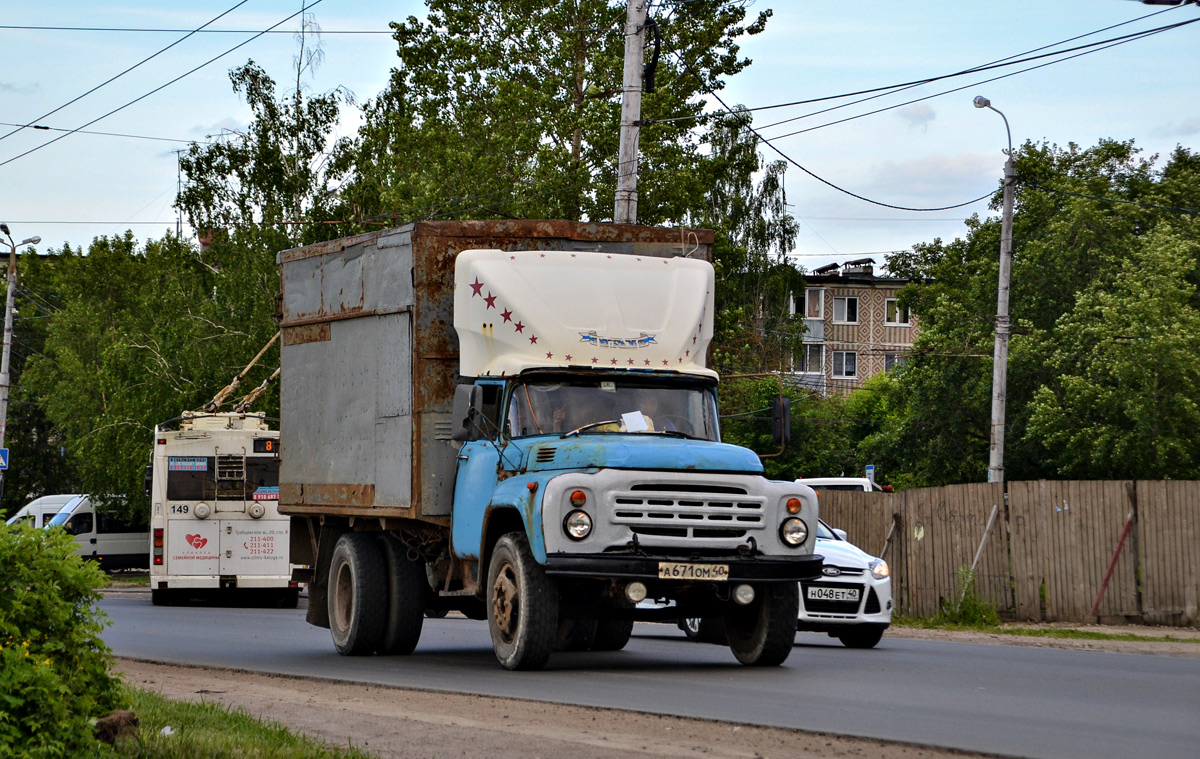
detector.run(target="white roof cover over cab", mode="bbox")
[455,249,716,378]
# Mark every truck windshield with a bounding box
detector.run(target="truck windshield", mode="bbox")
[506,378,719,441]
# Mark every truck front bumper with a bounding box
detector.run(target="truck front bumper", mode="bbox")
[544,553,824,583]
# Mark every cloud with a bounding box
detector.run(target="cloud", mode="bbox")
[190,117,246,139]
[1178,118,1200,136]
[896,104,936,131]
[864,153,1000,200]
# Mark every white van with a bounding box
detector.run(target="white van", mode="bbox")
[5,493,82,529]
[795,477,886,493]
[45,495,149,572]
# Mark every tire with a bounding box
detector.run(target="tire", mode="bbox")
[327,532,388,656]
[679,617,702,641]
[836,625,887,649]
[424,608,449,619]
[726,583,799,666]
[379,534,426,655]
[555,618,598,651]
[487,532,558,670]
[591,618,634,651]
[150,588,172,607]
[276,588,300,609]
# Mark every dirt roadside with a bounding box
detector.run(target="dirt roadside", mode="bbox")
[112,621,1198,759]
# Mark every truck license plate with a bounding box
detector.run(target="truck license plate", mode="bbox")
[657,562,729,581]
[807,585,860,602]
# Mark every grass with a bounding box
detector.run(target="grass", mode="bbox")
[107,574,151,587]
[109,686,374,759]
[892,617,1200,644]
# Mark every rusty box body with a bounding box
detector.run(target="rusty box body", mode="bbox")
[277,220,714,523]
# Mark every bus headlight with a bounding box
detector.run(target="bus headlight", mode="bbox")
[564,510,592,540]
[780,518,808,546]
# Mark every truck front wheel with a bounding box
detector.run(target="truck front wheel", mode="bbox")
[328,533,387,656]
[487,532,558,670]
[725,583,799,666]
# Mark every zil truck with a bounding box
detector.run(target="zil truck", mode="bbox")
[278,220,823,670]
[147,411,297,607]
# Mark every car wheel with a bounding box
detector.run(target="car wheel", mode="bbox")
[679,617,702,641]
[328,533,388,656]
[836,625,886,649]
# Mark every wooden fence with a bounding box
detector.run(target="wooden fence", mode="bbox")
[816,480,1200,627]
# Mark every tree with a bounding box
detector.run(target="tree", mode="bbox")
[332,0,771,227]
[876,139,1200,485]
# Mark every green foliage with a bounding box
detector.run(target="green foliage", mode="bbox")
[875,140,1200,485]
[934,567,1001,627]
[333,0,771,227]
[114,687,373,759]
[0,524,120,758]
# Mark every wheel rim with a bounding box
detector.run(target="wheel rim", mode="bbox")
[333,559,354,632]
[685,618,701,635]
[492,560,520,644]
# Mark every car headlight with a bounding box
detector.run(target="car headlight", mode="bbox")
[869,559,890,580]
[780,517,808,546]
[564,510,592,540]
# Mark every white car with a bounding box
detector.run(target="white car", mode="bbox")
[797,520,892,648]
[677,521,892,648]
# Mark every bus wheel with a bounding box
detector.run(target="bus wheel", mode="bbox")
[327,533,387,655]
[276,588,300,609]
[378,534,425,655]
[487,532,558,670]
[726,583,799,666]
[150,588,172,607]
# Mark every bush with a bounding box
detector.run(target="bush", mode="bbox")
[935,566,1001,627]
[0,523,121,758]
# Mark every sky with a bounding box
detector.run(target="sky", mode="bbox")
[1,1,1197,273]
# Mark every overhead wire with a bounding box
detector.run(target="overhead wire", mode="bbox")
[0,0,328,170]
[0,0,253,144]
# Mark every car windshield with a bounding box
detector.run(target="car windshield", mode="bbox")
[506,377,719,441]
[46,496,87,528]
[816,520,838,541]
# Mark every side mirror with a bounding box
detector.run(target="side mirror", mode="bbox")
[450,385,480,442]
[771,396,791,445]
[833,528,848,541]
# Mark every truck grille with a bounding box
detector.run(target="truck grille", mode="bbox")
[610,482,766,541]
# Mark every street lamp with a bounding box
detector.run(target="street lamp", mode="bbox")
[973,96,1015,484]
[0,223,41,505]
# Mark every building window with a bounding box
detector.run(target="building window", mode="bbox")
[833,296,858,324]
[805,289,825,319]
[885,298,910,326]
[885,353,907,372]
[797,343,824,374]
[833,351,857,378]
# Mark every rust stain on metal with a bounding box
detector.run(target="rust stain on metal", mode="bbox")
[282,323,330,346]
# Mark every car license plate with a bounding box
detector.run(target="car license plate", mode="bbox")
[657,562,729,581]
[807,585,860,602]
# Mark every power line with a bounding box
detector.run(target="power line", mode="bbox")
[0,0,328,170]
[0,121,193,145]
[0,25,391,34]
[0,0,253,145]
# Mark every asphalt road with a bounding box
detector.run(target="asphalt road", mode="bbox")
[101,595,1200,759]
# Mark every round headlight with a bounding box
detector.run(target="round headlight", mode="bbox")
[869,559,890,580]
[780,517,808,546]
[564,510,592,540]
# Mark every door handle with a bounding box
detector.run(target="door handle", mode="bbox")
[90,538,97,544]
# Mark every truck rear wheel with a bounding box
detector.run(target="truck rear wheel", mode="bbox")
[487,532,558,670]
[378,534,425,655]
[328,533,387,656]
[726,583,799,666]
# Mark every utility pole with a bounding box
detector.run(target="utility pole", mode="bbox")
[0,224,41,507]
[973,96,1015,484]
[614,1,648,225]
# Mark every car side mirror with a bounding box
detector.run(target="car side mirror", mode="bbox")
[450,385,480,442]
[833,528,848,541]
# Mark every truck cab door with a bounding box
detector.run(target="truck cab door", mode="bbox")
[449,440,501,559]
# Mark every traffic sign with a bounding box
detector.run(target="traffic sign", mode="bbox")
[865,463,875,483]
[0,448,9,470]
